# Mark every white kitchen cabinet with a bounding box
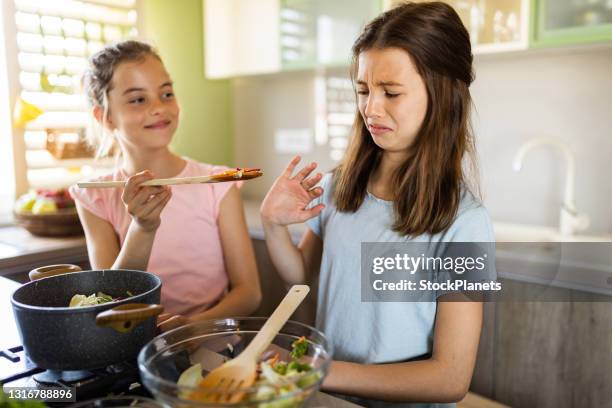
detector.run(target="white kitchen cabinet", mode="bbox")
[279,0,380,69]
[383,0,530,54]
[204,0,380,78]
[204,0,281,78]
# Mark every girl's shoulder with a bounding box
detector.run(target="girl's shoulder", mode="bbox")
[445,189,495,242]
[68,169,125,221]
[457,188,483,215]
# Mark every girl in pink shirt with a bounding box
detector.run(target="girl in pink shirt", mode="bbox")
[69,40,261,331]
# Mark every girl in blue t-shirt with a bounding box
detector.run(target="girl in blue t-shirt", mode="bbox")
[261,2,494,406]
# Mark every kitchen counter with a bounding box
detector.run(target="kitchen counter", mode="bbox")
[0,226,88,278]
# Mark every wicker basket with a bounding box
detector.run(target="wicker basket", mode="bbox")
[46,128,95,160]
[14,208,84,237]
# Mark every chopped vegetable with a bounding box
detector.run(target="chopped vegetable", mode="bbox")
[178,336,320,407]
[177,363,203,399]
[68,292,115,307]
[67,290,136,307]
[272,361,288,375]
[290,336,308,359]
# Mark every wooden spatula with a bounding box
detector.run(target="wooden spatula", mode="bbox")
[190,285,310,403]
[76,168,263,188]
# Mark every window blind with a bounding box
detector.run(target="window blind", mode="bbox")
[12,0,137,189]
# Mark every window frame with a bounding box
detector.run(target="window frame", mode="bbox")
[2,0,28,201]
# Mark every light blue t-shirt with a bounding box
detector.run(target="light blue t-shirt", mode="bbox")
[306,174,495,408]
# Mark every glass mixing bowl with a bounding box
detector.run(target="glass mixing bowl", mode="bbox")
[138,317,332,407]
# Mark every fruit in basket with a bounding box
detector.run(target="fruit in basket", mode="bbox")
[15,188,75,214]
[32,198,58,215]
[15,192,38,212]
[14,188,82,237]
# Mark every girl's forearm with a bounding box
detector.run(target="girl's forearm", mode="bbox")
[111,221,156,271]
[323,359,469,403]
[261,218,307,285]
[189,285,260,322]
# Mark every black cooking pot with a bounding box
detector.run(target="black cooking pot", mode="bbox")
[11,264,163,370]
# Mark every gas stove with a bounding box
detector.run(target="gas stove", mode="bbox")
[0,345,150,406]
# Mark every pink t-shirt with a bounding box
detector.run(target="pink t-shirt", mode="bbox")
[69,158,243,316]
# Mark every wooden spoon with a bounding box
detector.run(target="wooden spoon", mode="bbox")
[190,285,310,403]
[76,168,263,188]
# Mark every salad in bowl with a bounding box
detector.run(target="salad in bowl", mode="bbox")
[138,317,332,407]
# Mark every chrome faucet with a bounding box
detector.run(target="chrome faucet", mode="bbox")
[513,137,589,237]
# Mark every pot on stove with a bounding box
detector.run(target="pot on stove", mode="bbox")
[10,264,163,371]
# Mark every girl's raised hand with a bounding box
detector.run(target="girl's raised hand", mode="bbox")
[121,170,172,232]
[260,156,325,226]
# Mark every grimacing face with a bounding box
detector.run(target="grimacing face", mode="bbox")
[356,47,428,157]
[100,54,180,152]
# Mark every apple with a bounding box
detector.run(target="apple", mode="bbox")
[32,198,58,215]
[16,192,38,212]
[53,188,75,209]
[16,188,75,214]
[52,194,71,209]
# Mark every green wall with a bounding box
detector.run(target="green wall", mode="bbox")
[141,0,233,166]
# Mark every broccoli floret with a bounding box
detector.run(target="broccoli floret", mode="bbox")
[290,336,308,359]
[273,361,288,375]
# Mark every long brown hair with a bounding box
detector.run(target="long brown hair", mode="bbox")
[333,1,478,237]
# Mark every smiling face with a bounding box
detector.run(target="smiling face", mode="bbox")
[100,54,179,152]
[356,47,428,158]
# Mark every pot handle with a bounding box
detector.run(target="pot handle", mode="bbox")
[96,303,164,333]
[29,264,82,281]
